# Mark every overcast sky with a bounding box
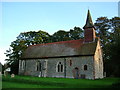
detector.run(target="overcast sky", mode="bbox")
[0,0,119,64]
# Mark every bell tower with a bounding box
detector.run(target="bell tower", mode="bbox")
[83,10,96,43]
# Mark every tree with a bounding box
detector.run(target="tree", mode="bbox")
[105,17,120,77]
[51,27,83,42]
[51,30,69,42]
[94,17,111,66]
[95,17,120,77]
[5,30,51,74]
[0,63,2,73]
[68,26,83,40]
[94,17,111,46]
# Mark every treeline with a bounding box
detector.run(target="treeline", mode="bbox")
[4,16,120,77]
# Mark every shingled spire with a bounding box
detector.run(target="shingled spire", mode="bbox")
[83,9,94,29]
[83,10,96,43]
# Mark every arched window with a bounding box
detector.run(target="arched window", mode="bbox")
[57,62,64,72]
[75,67,78,70]
[22,60,25,70]
[61,64,63,72]
[43,60,47,70]
[36,61,41,71]
[84,65,87,70]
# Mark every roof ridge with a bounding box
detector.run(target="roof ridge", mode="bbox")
[29,39,84,47]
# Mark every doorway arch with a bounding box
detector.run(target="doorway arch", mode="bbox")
[73,67,80,79]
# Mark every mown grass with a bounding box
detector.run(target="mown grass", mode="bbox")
[2,75,120,88]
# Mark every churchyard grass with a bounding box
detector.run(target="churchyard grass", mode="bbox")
[2,75,120,88]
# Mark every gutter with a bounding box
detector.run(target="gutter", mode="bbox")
[21,54,94,60]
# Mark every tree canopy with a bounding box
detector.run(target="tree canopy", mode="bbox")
[51,27,83,42]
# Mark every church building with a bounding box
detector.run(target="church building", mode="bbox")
[19,10,104,79]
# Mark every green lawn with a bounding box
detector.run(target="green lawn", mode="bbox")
[2,75,120,88]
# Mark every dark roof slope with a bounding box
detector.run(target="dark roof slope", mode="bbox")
[22,38,98,59]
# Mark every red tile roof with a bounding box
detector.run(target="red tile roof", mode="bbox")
[22,38,98,59]
[30,39,83,48]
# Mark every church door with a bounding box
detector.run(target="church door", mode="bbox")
[73,67,79,79]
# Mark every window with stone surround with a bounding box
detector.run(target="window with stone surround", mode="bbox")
[84,65,87,70]
[43,60,47,70]
[57,62,64,72]
[21,60,25,70]
[36,61,41,71]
